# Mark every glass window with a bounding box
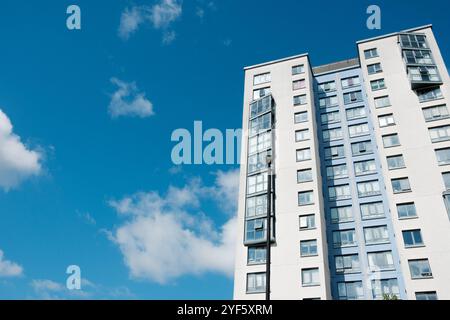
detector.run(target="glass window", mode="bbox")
[364,225,390,245]
[246,194,268,218]
[418,87,443,102]
[338,281,364,300]
[298,191,314,206]
[293,79,306,90]
[246,272,266,293]
[248,131,271,155]
[436,148,450,165]
[354,159,377,176]
[247,172,267,195]
[292,64,305,75]
[302,268,320,286]
[296,148,311,162]
[371,79,386,91]
[253,87,271,100]
[361,202,385,220]
[422,105,449,122]
[371,279,400,300]
[400,34,428,49]
[300,240,318,257]
[443,172,450,190]
[325,145,345,159]
[368,251,394,271]
[295,129,309,142]
[329,184,351,200]
[322,127,343,142]
[319,95,338,109]
[248,247,266,265]
[416,292,438,300]
[318,81,336,93]
[383,134,400,148]
[245,218,267,243]
[392,178,411,193]
[346,106,366,120]
[335,254,360,274]
[333,229,356,248]
[294,111,308,123]
[397,203,417,219]
[250,95,271,118]
[403,49,434,64]
[341,76,361,89]
[248,150,271,174]
[378,114,395,127]
[387,155,405,170]
[368,63,382,74]
[349,123,370,137]
[374,95,391,108]
[357,180,381,197]
[364,48,378,59]
[249,113,271,136]
[326,164,348,180]
[293,94,307,106]
[429,125,450,143]
[299,214,315,230]
[321,111,340,124]
[402,229,424,247]
[297,169,313,183]
[351,140,373,156]
[254,73,271,86]
[343,91,363,104]
[330,206,353,223]
[409,259,432,279]
[408,66,441,82]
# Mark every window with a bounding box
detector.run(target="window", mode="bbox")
[249,113,271,136]
[397,203,417,219]
[349,123,370,138]
[341,76,361,89]
[293,79,306,90]
[371,79,386,91]
[351,140,373,156]
[293,94,307,106]
[357,180,381,197]
[330,206,353,223]
[325,145,345,159]
[248,131,271,154]
[371,279,400,300]
[391,177,411,193]
[335,254,360,274]
[329,184,351,200]
[422,105,449,122]
[246,272,266,293]
[299,214,316,230]
[367,63,382,74]
[245,218,267,243]
[302,268,319,286]
[418,87,443,102]
[354,159,377,176]
[296,148,311,162]
[387,155,405,170]
[248,247,266,265]
[364,48,378,59]
[253,87,271,100]
[429,125,450,143]
[343,91,363,104]
[326,164,348,180]
[294,111,308,123]
[368,251,394,271]
[297,169,312,183]
[322,127,343,141]
[254,73,271,86]
[246,194,267,218]
[292,64,305,75]
[399,33,428,49]
[318,81,336,93]
[374,95,391,108]
[333,229,356,248]
[403,49,434,64]
[321,111,340,124]
[378,114,395,127]
[402,229,424,247]
[408,66,440,82]
[364,225,389,245]
[247,173,267,195]
[443,172,450,190]
[415,292,438,300]
[248,150,271,174]
[298,191,314,206]
[250,95,271,118]
[383,134,400,148]
[319,96,338,109]
[338,281,364,300]
[295,129,309,142]
[361,202,385,220]
[409,259,432,279]
[346,106,366,120]
[436,148,450,165]
[300,240,318,257]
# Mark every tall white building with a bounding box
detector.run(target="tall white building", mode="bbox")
[234,25,450,300]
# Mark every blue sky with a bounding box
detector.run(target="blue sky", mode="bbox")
[0,0,449,299]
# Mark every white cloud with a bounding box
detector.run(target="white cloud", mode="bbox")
[0,250,23,277]
[108,78,154,119]
[0,109,42,191]
[118,0,182,43]
[108,169,239,284]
